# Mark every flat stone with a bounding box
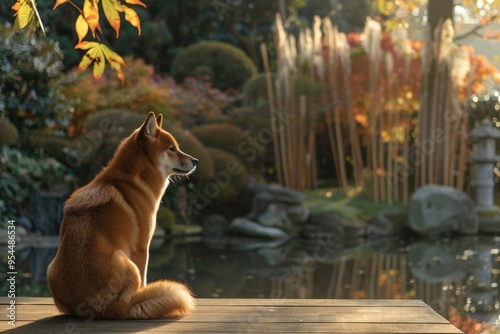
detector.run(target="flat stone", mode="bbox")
[230,218,289,239]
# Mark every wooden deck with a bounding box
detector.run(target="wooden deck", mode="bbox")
[0,297,462,333]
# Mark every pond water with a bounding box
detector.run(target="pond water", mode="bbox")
[2,235,500,334]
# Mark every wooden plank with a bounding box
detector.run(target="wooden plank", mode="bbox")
[0,320,462,333]
[0,297,427,307]
[0,298,462,334]
[6,304,448,324]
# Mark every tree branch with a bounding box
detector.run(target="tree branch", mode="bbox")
[454,14,499,41]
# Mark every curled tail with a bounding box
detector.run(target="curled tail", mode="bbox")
[105,280,196,319]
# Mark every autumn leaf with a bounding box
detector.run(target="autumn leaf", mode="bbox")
[75,42,127,85]
[75,41,100,72]
[53,0,68,10]
[101,43,128,84]
[11,0,34,32]
[125,0,146,7]
[123,7,141,35]
[102,0,121,38]
[83,0,101,37]
[75,14,89,44]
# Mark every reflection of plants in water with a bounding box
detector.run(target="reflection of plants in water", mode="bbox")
[0,246,55,297]
[449,307,499,334]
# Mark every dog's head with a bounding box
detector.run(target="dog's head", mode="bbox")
[138,112,198,178]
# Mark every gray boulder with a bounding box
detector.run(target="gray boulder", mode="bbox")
[230,218,289,239]
[408,184,478,235]
[257,204,292,228]
[367,208,409,236]
[248,185,305,220]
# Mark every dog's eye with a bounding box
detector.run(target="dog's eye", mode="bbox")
[169,146,176,152]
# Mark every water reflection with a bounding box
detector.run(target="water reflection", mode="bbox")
[2,235,500,333]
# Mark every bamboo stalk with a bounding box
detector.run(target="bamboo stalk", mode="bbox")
[298,95,307,191]
[416,27,433,188]
[275,75,291,188]
[378,82,386,201]
[260,43,284,186]
[328,27,348,193]
[457,63,475,190]
[403,125,410,203]
[386,56,394,205]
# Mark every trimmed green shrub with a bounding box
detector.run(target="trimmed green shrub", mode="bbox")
[27,134,77,167]
[163,124,214,181]
[157,205,176,231]
[0,119,19,145]
[206,148,247,202]
[243,73,275,102]
[171,41,257,91]
[74,110,214,183]
[83,109,146,141]
[191,123,248,158]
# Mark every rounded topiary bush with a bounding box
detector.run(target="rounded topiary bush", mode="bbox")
[0,119,19,145]
[243,73,275,102]
[171,41,258,91]
[28,134,77,166]
[83,109,147,141]
[191,123,249,159]
[75,110,214,183]
[163,124,214,181]
[156,205,177,231]
[206,147,247,202]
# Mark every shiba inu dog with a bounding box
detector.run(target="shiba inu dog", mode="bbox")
[47,112,197,319]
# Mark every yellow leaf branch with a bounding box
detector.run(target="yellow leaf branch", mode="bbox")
[11,0,146,84]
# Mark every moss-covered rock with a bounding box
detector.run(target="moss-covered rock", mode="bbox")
[0,119,19,145]
[171,41,257,91]
[206,147,247,202]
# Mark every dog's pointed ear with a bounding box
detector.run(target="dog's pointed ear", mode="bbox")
[156,114,163,128]
[141,112,158,138]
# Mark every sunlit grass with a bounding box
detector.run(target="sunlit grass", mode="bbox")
[304,186,407,224]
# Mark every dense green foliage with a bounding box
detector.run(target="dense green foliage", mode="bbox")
[0,25,73,134]
[171,41,257,91]
[206,147,248,202]
[0,119,19,145]
[191,123,248,158]
[0,147,70,224]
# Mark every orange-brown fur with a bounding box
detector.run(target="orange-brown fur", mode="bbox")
[47,112,197,319]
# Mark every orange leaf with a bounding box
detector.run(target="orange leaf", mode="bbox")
[103,0,121,38]
[124,0,146,7]
[75,14,89,44]
[11,0,22,12]
[53,0,68,10]
[123,7,141,35]
[83,0,101,37]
